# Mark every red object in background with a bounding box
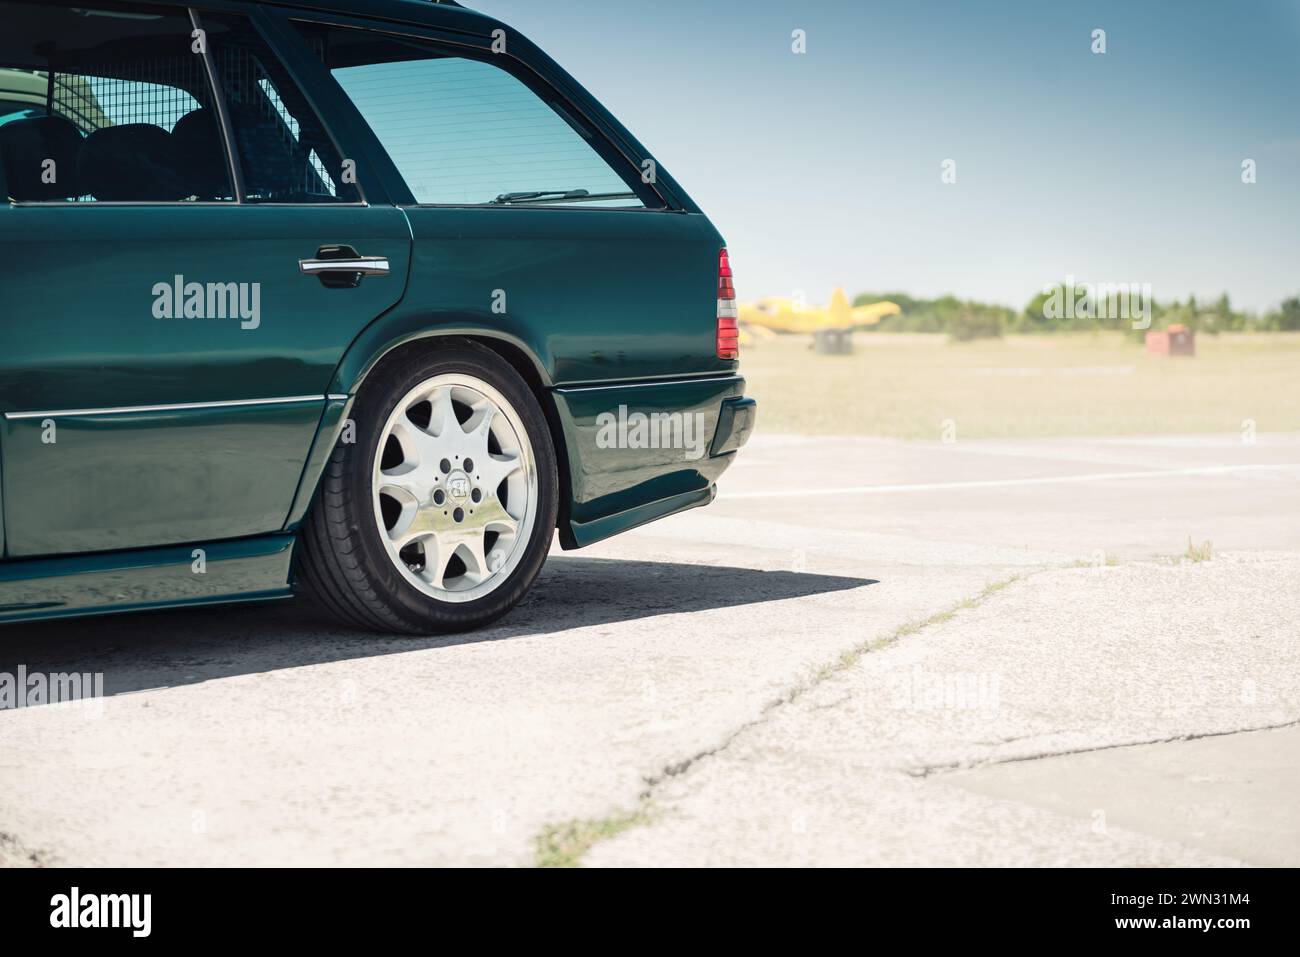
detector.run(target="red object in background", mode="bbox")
[1145,323,1196,357]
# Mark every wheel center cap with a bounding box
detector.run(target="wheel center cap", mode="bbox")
[446,471,471,503]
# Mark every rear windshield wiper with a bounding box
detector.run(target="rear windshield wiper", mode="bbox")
[489,189,638,206]
[491,189,589,204]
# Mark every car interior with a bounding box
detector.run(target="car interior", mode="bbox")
[0,1,349,203]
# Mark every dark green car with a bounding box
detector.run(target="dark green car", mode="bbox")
[0,0,755,632]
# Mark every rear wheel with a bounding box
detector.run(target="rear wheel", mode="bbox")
[298,340,558,634]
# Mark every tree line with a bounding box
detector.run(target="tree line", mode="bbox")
[852,289,1300,341]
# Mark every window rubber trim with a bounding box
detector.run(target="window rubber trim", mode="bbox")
[189,7,246,202]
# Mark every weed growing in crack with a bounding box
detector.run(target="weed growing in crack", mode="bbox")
[534,801,652,868]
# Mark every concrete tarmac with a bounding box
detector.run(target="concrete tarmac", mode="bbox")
[2,432,1297,866]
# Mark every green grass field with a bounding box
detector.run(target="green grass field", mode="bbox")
[741,331,1300,439]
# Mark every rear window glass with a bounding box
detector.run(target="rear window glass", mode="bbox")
[294,22,649,208]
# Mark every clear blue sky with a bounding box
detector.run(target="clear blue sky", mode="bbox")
[476,0,1300,312]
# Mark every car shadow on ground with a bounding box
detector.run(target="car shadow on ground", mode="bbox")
[0,556,876,700]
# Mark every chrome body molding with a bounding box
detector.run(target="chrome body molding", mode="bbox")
[552,373,743,394]
[3,395,331,420]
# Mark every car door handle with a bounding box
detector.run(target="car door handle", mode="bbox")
[299,257,390,276]
[299,245,390,288]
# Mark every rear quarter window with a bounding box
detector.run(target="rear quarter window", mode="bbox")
[293,22,651,209]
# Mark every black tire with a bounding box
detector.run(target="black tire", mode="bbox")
[297,339,559,634]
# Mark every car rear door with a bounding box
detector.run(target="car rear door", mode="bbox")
[274,12,728,387]
[0,1,410,557]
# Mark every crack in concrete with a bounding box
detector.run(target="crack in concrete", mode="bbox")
[908,718,1300,779]
[639,572,1034,794]
[0,831,54,867]
[532,567,1038,865]
[537,554,1269,864]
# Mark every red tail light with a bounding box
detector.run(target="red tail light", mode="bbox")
[717,247,739,359]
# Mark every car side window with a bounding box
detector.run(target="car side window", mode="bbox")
[200,13,358,204]
[290,21,652,209]
[0,0,232,203]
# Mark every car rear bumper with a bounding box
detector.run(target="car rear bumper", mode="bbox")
[711,396,757,456]
[550,375,754,548]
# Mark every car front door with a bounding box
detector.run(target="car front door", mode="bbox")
[0,1,410,557]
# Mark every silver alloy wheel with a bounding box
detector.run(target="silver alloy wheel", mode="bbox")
[371,373,538,603]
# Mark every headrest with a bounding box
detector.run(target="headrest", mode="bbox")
[78,123,192,201]
[0,115,83,200]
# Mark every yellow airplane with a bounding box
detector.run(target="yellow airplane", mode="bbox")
[737,287,901,335]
